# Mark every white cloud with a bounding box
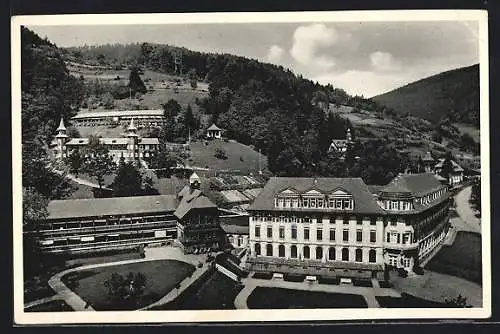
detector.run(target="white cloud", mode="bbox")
[290,23,338,70]
[370,51,401,71]
[314,70,411,98]
[266,45,285,64]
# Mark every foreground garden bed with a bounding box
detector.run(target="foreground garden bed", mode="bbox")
[25,299,73,312]
[376,293,446,308]
[62,259,195,310]
[155,270,243,310]
[247,287,367,309]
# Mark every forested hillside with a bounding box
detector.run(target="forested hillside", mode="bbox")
[64,42,410,183]
[373,64,479,127]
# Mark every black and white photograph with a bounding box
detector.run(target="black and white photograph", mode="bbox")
[12,10,490,324]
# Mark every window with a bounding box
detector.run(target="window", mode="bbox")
[291,245,297,258]
[329,229,335,241]
[302,198,309,208]
[370,217,377,226]
[255,225,260,238]
[266,244,273,256]
[304,227,310,240]
[316,247,323,260]
[328,199,334,207]
[318,199,324,208]
[391,201,398,210]
[335,199,343,209]
[255,243,261,256]
[356,230,363,242]
[343,216,349,224]
[278,245,285,257]
[303,246,310,259]
[355,248,362,262]
[343,229,349,242]
[341,248,349,261]
[279,226,285,239]
[267,227,273,238]
[303,217,311,224]
[369,249,376,263]
[343,199,352,209]
[291,226,297,240]
[370,230,376,243]
[329,247,336,260]
[316,228,323,241]
[356,217,363,225]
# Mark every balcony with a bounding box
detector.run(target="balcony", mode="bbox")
[383,241,419,251]
[247,256,383,271]
[34,221,177,237]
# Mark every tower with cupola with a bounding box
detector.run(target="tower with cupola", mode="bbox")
[55,117,69,159]
[126,118,139,162]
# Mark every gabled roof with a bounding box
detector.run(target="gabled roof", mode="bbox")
[46,195,178,220]
[207,123,222,131]
[380,173,444,197]
[174,186,217,219]
[248,177,385,214]
[434,159,464,172]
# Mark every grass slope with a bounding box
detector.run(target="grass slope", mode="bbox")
[372,64,479,125]
[188,140,268,174]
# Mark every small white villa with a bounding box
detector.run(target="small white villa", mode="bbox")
[206,124,223,139]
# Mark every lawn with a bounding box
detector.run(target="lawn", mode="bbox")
[155,271,244,310]
[61,260,195,310]
[426,231,482,285]
[189,140,268,174]
[247,287,367,309]
[25,299,73,312]
[24,250,141,303]
[376,293,446,308]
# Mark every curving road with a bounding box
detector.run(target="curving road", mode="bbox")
[454,186,481,234]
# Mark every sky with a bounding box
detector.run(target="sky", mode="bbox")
[29,21,479,98]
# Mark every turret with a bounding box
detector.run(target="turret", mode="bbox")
[55,117,69,159]
[127,118,139,161]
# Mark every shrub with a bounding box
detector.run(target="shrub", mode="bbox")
[398,268,408,278]
[214,148,227,160]
[413,265,424,275]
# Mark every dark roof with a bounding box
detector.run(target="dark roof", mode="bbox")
[380,173,444,197]
[248,177,385,215]
[46,195,178,220]
[207,123,222,131]
[367,185,384,194]
[220,215,249,234]
[434,159,464,172]
[174,185,217,219]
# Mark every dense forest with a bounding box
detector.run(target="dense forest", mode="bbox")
[21,26,87,275]
[373,64,479,127]
[66,42,409,182]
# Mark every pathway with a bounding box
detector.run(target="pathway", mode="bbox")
[233,276,401,309]
[24,295,62,309]
[454,186,481,233]
[47,246,207,311]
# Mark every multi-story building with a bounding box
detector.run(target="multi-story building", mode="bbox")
[71,109,166,127]
[28,195,179,253]
[246,173,451,280]
[175,173,225,254]
[51,117,160,163]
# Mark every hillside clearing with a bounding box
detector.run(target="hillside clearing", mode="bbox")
[188,140,268,175]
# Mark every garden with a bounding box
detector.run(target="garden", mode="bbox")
[376,293,446,308]
[61,259,195,310]
[156,270,243,310]
[246,287,367,309]
[25,299,73,312]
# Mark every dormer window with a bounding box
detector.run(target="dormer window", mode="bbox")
[328,188,354,211]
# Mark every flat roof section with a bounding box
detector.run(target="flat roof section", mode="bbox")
[72,109,165,119]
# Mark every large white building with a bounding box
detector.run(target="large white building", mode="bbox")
[71,109,166,127]
[246,173,451,280]
[51,117,160,163]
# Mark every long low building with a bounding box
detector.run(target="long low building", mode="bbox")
[246,173,452,280]
[71,109,166,127]
[29,195,179,253]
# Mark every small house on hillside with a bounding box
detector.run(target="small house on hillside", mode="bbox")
[206,123,223,139]
[421,151,436,173]
[433,158,464,186]
[328,128,352,154]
